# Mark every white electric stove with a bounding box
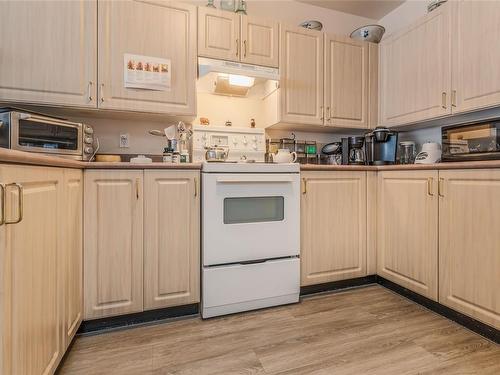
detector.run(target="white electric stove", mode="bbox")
[201,160,300,318]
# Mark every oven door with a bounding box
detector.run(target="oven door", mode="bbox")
[202,173,300,266]
[11,112,82,157]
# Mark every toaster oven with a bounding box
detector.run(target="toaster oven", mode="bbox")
[0,109,95,160]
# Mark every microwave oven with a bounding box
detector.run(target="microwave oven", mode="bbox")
[0,109,95,160]
[442,120,500,162]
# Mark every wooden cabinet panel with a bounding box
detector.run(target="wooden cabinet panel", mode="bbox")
[198,6,239,61]
[379,3,451,127]
[0,1,97,107]
[280,25,324,126]
[0,165,64,375]
[84,170,143,319]
[98,0,196,114]
[301,171,367,286]
[240,16,279,68]
[439,170,500,329]
[324,35,368,129]
[61,169,83,350]
[144,171,200,310]
[452,1,500,113]
[377,171,438,300]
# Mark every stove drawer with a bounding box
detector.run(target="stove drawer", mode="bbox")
[202,257,299,318]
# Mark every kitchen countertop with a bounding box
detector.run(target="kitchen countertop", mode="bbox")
[2,148,500,171]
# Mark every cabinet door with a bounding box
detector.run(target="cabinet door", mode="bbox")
[0,165,64,375]
[61,169,83,350]
[144,171,200,310]
[377,171,439,300]
[324,35,368,129]
[98,0,196,114]
[84,170,143,319]
[301,171,367,286]
[240,16,279,68]
[439,170,500,329]
[0,1,97,107]
[452,1,500,113]
[280,25,324,126]
[379,2,451,127]
[198,6,240,61]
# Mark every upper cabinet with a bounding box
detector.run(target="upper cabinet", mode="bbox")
[324,35,369,128]
[280,25,324,125]
[98,0,197,115]
[198,7,279,68]
[452,1,500,114]
[0,0,97,108]
[379,3,452,127]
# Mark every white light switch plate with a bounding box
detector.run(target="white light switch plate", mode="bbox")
[119,133,130,148]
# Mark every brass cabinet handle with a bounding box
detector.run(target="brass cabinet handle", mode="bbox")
[320,106,324,121]
[427,178,434,196]
[441,92,447,109]
[244,40,247,57]
[100,84,104,103]
[135,178,140,200]
[236,39,239,57]
[0,184,5,226]
[5,183,23,225]
[326,106,331,121]
[88,81,93,102]
[302,178,307,194]
[438,178,445,197]
[451,90,457,107]
[194,177,198,197]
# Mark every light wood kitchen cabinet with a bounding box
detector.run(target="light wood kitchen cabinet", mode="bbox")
[301,171,367,286]
[438,170,500,329]
[377,171,439,301]
[324,35,369,129]
[379,2,451,127]
[98,0,197,114]
[61,169,83,351]
[198,7,279,68]
[84,170,144,319]
[144,171,200,310]
[452,1,500,114]
[0,165,64,375]
[0,1,97,108]
[280,25,324,126]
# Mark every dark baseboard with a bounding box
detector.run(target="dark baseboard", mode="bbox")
[300,275,377,296]
[78,303,199,335]
[377,276,500,344]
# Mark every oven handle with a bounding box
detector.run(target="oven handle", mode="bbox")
[216,175,295,184]
[19,114,82,128]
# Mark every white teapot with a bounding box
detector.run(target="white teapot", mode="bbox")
[270,148,297,163]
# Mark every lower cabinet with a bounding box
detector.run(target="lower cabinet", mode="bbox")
[377,171,439,300]
[438,170,500,329]
[300,171,367,286]
[84,169,200,320]
[144,170,200,310]
[0,165,82,375]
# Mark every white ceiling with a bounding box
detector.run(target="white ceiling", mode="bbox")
[296,0,405,20]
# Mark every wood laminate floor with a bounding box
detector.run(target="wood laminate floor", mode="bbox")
[59,286,500,374]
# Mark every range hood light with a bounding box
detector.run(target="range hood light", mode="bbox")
[228,74,255,87]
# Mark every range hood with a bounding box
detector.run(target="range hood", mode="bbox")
[198,57,279,80]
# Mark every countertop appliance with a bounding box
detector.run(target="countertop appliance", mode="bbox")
[415,142,442,164]
[201,161,300,318]
[0,108,94,160]
[342,136,366,165]
[192,125,265,162]
[442,120,500,161]
[365,127,398,165]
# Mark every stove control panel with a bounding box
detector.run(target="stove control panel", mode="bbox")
[192,125,265,162]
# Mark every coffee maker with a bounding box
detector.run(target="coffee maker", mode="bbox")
[365,127,398,165]
[341,136,366,165]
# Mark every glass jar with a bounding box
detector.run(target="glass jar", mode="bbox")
[399,141,416,164]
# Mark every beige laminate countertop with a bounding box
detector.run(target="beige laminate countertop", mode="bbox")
[2,148,500,171]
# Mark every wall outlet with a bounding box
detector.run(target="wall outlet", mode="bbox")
[119,133,130,148]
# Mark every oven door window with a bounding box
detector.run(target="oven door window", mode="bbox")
[18,119,79,150]
[223,196,284,224]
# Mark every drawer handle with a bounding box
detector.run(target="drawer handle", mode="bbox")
[136,178,140,200]
[100,84,105,103]
[5,183,23,225]
[427,178,434,196]
[88,81,93,102]
[244,40,247,57]
[441,92,447,109]
[438,178,445,197]
[0,184,5,226]
[194,177,198,197]
[302,178,307,194]
[236,39,239,57]
[451,90,457,107]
